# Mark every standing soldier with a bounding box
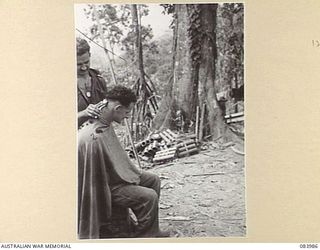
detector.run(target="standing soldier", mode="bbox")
[76,38,107,127]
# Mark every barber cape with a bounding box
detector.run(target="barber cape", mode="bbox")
[78,120,141,239]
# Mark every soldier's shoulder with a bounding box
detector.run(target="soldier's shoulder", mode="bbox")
[78,121,96,142]
[78,120,109,145]
[89,68,104,78]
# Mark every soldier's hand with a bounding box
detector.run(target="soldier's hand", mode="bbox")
[85,103,102,118]
[96,101,106,110]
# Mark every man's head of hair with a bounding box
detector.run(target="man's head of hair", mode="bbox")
[76,38,90,56]
[106,85,137,107]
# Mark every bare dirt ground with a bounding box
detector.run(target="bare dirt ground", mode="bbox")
[115,124,246,238]
[147,142,246,238]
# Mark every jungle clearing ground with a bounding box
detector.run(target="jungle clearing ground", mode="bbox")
[115,124,246,238]
[148,142,246,238]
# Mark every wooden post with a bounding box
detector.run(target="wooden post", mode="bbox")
[199,103,206,142]
[195,106,200,143]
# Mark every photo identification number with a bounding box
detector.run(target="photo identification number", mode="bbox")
[300,244,318,249]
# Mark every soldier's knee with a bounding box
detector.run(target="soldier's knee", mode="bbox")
[142,189,158,203]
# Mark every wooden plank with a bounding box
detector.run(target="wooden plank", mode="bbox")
[155,152,176,158]
[178,147,199,157]
[154,148,177,157]
[160,216,191,221]
[226,116,244,123]
[185,172,225,177]
[224,111,244,119]
[153,154,176,162]
[176,139,196,148]
[153,151,175,156]
[154,152,176,158]
[155,147,177,153]
[178,133,196,140]
[153,151,176,158]
[178,143,197,153]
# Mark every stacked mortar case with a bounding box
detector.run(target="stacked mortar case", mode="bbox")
[126,129,199,164]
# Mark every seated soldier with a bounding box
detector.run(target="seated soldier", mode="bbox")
[78,85,170,239]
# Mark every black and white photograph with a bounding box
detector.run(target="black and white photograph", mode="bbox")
[75,3,245,239]
[3,0,320,247]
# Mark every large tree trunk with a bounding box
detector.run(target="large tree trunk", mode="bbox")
[151,75,173,130]
[154,4,243,142]
[198,4,227,140]
[172,5,200,121]
[153,4,201,131]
